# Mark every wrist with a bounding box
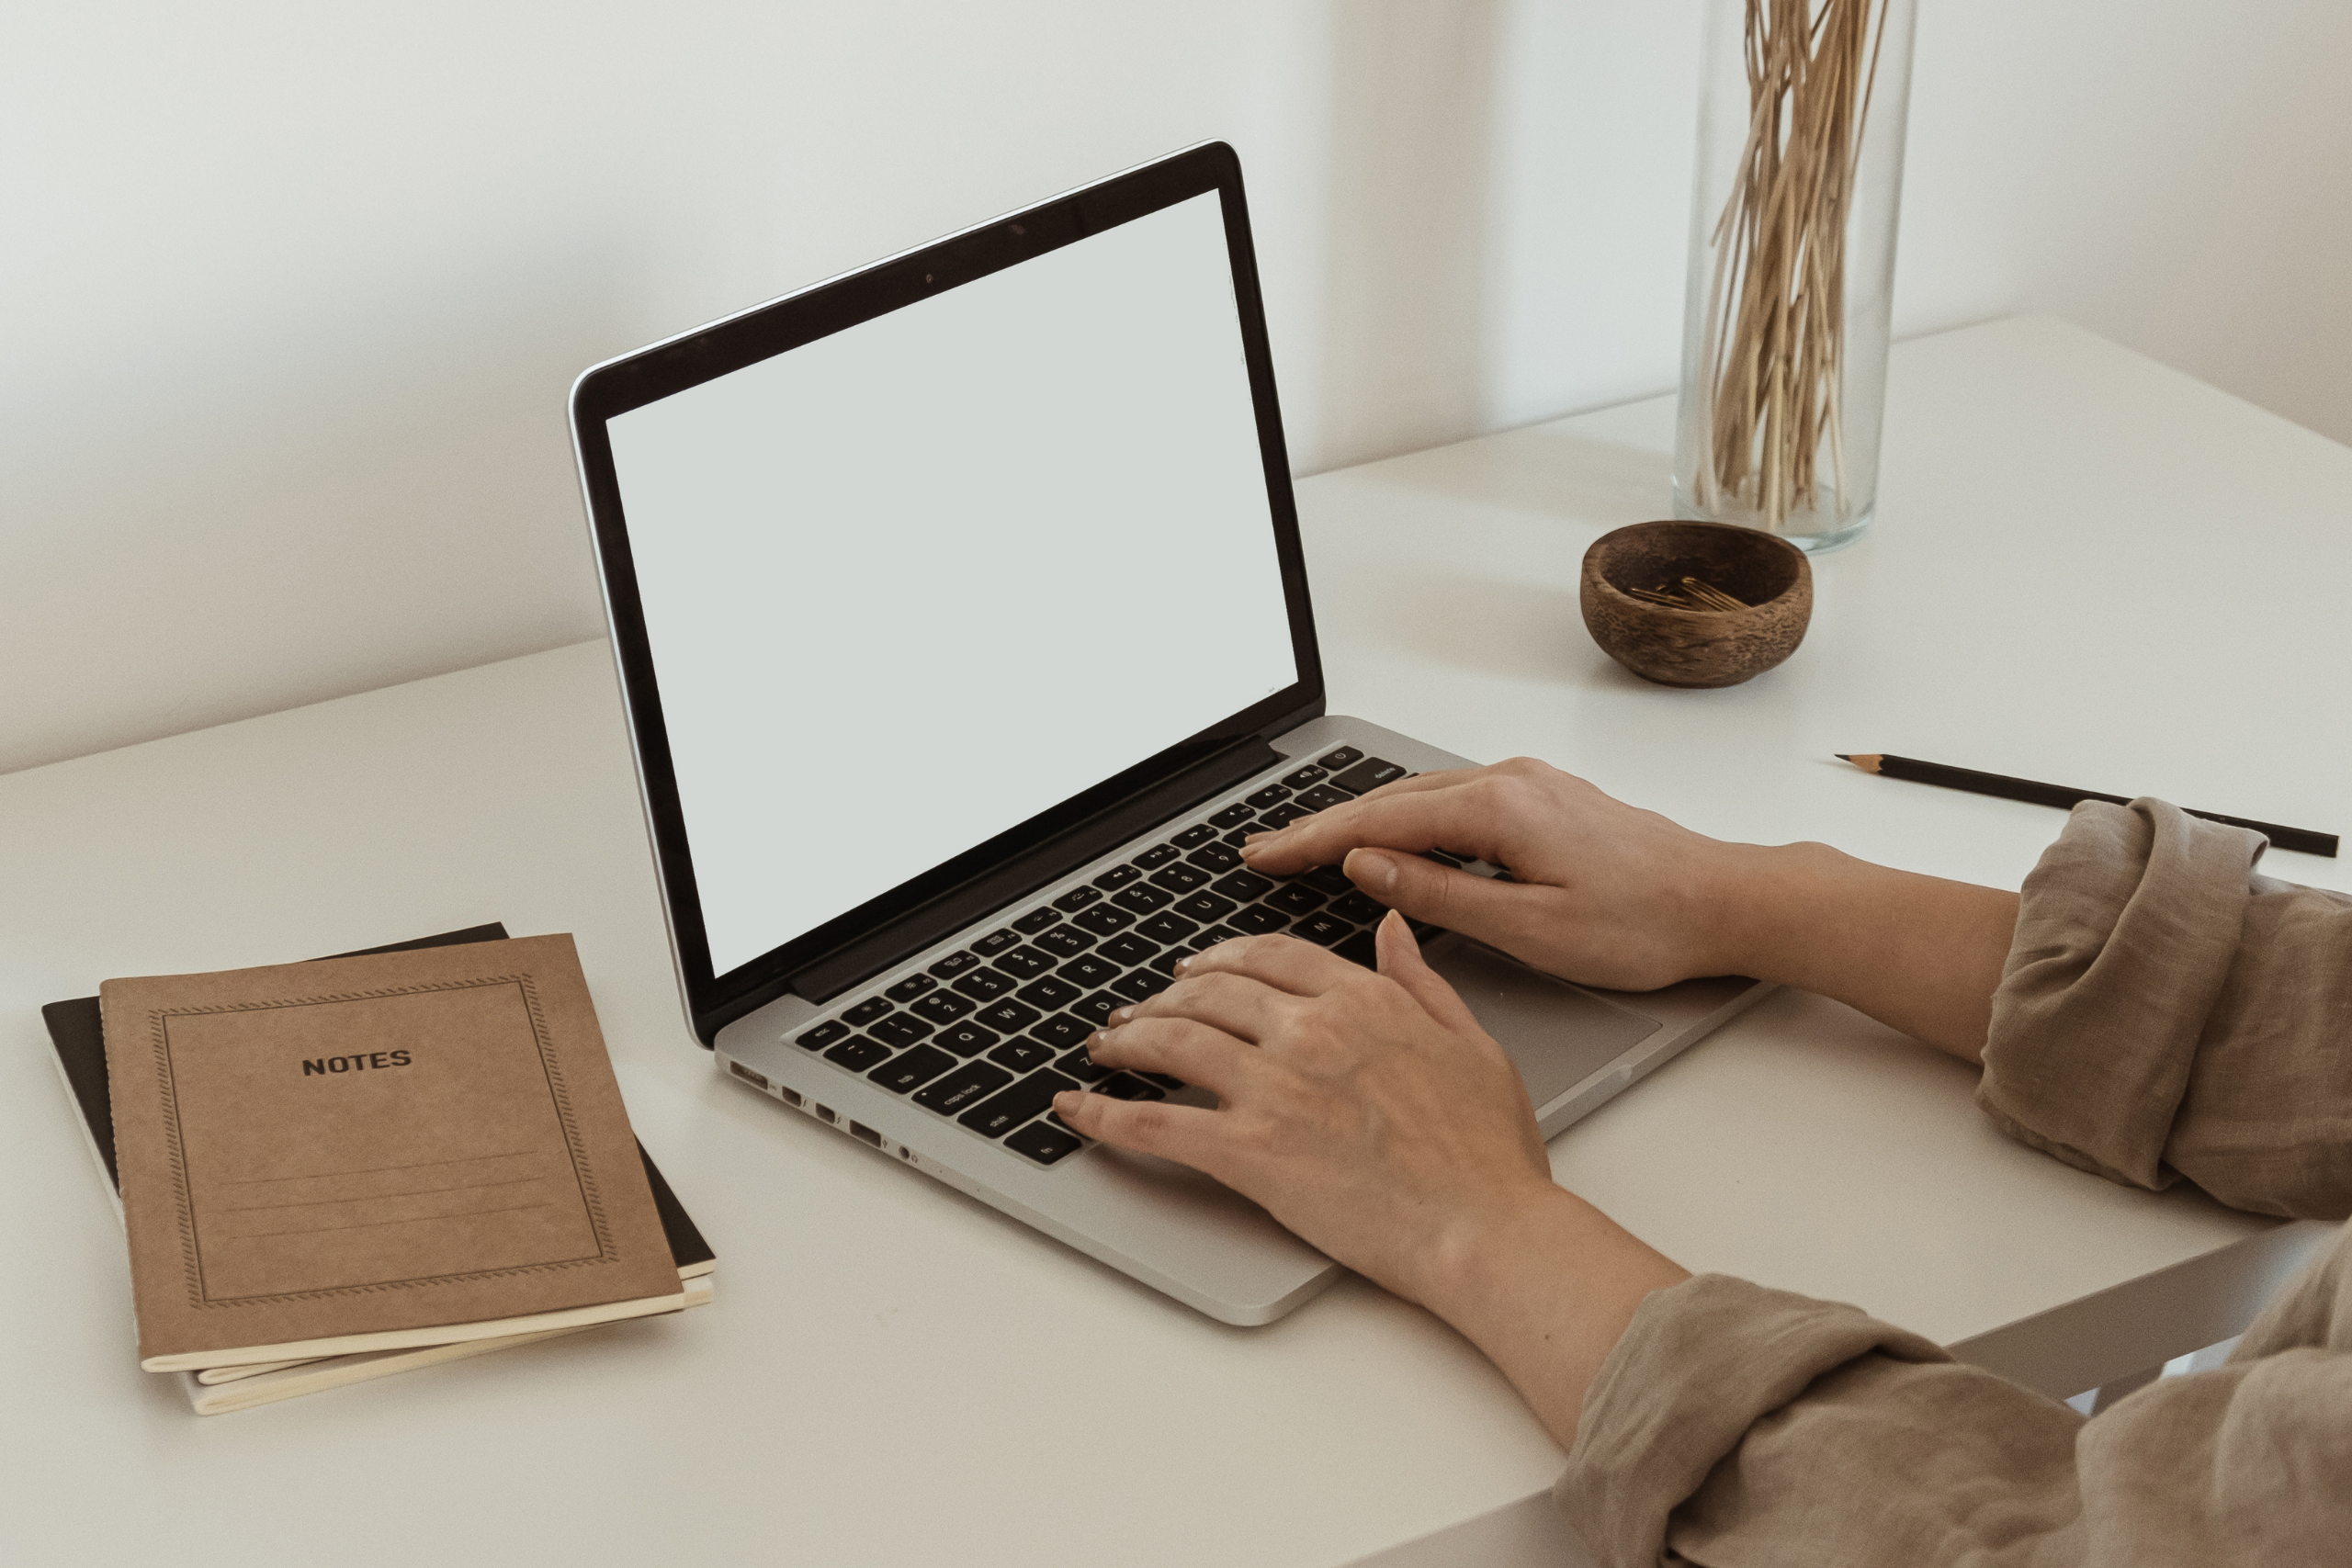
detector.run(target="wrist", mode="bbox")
[1702,839,1855,989]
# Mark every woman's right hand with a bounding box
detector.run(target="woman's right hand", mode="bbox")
[1239,757,1754,992]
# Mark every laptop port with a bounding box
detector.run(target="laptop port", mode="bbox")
[813,1104,836,1125]
[778,1085,804,1108]
[728,1060,770,1091]
[850,1122,883,1148]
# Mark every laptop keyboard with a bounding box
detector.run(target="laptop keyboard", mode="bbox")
[775,745,1438,1168]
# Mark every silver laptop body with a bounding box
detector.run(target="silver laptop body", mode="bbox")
[569,143,1770,1325]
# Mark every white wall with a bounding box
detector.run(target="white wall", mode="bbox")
[6,1,2348,776]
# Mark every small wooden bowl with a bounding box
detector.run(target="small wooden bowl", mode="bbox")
[1579,520,1813,688]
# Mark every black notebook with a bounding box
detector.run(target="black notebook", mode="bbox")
[42,921,714,1411]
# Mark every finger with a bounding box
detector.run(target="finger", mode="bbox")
[1170,931,1361,998]
[1342,846,1546,953]
[1122,966,1296,1044]
[1241,785,1500,874]
[1086,1015,1262,1100]
[1051,1089,1223,1168]
[1373,910,1483,1036]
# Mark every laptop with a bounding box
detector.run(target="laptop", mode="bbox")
[568,141,1771,1325]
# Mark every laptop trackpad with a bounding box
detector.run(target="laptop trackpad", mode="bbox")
[1430,941,1662,1107]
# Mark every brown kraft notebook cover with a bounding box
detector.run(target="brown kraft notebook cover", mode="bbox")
[102,933,683,1371]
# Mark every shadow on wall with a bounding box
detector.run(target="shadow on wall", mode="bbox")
[1316,0,1502,475]
[0,245,634,776]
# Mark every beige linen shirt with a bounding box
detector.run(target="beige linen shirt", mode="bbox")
[1555,800,2352,1565]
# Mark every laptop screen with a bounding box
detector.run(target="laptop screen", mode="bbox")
[605,190,1299,977]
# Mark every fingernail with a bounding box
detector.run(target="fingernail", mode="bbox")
[1107,1006,1134,1024]
[1351,849,1398,892]
[1053,1089,1083,1114]
[1172,955,1193,975]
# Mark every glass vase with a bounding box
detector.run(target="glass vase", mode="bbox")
[1672,0,1917,554]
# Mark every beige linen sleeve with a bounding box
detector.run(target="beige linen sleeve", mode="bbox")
[1552,799,2352,1564]
[1982,798,2352,1218]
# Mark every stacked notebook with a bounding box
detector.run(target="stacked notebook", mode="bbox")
[42,924,715,1414]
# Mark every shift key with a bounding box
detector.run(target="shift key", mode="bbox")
[959,1067,1080,1139]
[913,1060,1012,1116]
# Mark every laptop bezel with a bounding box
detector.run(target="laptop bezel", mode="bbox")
[570,141,1326,1035]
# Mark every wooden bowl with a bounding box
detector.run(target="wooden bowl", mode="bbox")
[1579,520,1813,688]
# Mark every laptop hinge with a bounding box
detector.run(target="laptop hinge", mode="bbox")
[779,735,1282,1007]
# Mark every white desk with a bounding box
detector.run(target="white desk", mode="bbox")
[3,316,2344,1568]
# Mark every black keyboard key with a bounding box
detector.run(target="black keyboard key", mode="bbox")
[1295,784,1352,813]
[1265,884,1326,917]
[1016,975,1084,1011]
[1136,911,1200,943]
[1033,923,1095,958]
[974,999,1043,1033]
[1170,823,1219,849]
[1028,1013,1093,1050]
[1291,912,1353,946]
[1006,1121,1085,1165]
[1057,1047,1113,1084]
[1172,890,1238,923]
[1185,842,1242,874]
[1114,883,1174,915]
[1148,948,1189,977]
[1279,766,1327,789]
[824,1035,894,1071]
[1210,869,1275,903]
[1012,907,1062,934]
[1423,849,1463,868]
[1257,803,1311,829]
[797,1020,850,1050]
[886,973,937,1002]
[1110,968,1172,1002]
[842,997,892,1027]
[910,989,977,1024]
[912,1061,1012,1116]
[989,1038,1058,1073]
[1329,757,1409,795]
[1227,905,1289,935]
[933,1022,1002,1057]
[1245,784,1293,809]
[1069,990,1124,1027]
[953,967,1016,1001]
[1188,923,1241,950]
[1208,802,1256,828]
[1092,863,1142,890]
[1096,932,1159,966]
[1072,903,1136,936]
[1054,885,1103,913]
[1331,890,1388,923]
[1317,746,1364,770]
[928,951,980,980]
[1302,864,1356,897]
[868,1013,933,1047]
[1148,863,1208,894]
[1137,1071,1186,1091]
[1333,931,1380,968]
[961,1068,1079,1139]
[993,944,1057,978]
[971,929,1019,956]
[1098,1073,1166,1102]
[1135,843,1182,869]
[1057,953,1122,989]
[870,1043,958,1093]
[1222,824,1260,846]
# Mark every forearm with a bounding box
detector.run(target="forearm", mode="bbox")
[1413,1186,1690,1448]
[1712,842,2018,1066]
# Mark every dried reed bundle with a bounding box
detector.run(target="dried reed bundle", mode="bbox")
[1690,0,1893,533]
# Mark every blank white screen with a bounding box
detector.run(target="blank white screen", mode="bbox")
[608,193,1298,976]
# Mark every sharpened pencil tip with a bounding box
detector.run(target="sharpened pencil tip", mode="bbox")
[1834,753,1851,761]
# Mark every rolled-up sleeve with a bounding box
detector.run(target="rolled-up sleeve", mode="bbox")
[1982,798,2352,1219]
[1553,799,2352,1564]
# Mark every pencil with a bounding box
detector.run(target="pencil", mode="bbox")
[1836,754,2339,858]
